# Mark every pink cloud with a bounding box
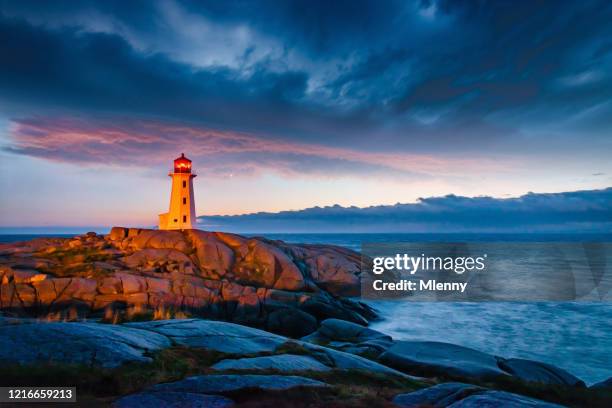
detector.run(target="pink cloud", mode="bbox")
[7,116,511,178]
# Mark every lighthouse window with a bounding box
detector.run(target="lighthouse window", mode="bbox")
[183,197,187,205]
[182,181,186,188]
[183,215,187,223]
[173,218,178,223]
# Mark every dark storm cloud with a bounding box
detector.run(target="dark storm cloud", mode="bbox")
[0,0,611,161]
[0,15,312,129]
[389,1,612,120]
[200,188,612,233]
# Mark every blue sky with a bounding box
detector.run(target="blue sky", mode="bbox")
[0,0,611,227]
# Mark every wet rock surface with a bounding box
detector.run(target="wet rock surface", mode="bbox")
[302,317,393,357]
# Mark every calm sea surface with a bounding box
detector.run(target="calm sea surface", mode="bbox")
[1,232,611,384]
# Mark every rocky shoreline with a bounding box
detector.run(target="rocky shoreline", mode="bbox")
[0,229,610,406]
[0,316,609,407]
[0,228,375,337]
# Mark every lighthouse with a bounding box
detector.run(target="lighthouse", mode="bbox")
[158,153,197,230]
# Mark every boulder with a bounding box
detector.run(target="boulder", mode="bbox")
[266,308,318,338]
[214,232,248,249]
[498,358,585,387]
[233,240,305,291]
[146,277,171,293]
[31,277,98,305]
[0,320,171,368]
[303,318,391,346]
[212,354,331,373]
[305,250,360,296]
[151,374,328,394]
[220,282,262,323]
[125,319,286,354]
[449,390,565,407]
[127,228,143,238]
[590,377,612,390]
[298,341,415,378]
[380,341,508,380]
[0,228,376,331]
[112,392,234,408]
[185,230,234,279]
[123,248,194,274]
[56,278,98,302]
[131,230,190,252]
[115,272,147,294]
[393,382,485,407]
[98,276,123,295]
[393,383,564,408]
[109,227,128,241]
[299,296,369,325]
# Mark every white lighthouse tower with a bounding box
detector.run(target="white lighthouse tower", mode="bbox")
[158,153,197,230]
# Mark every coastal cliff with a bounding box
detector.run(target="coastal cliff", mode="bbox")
[0,228,375,337]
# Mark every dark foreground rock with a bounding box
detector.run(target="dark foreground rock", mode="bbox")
[112,391,234,408]
[300,340,413,378]
[0,228,376,336]
[2,317,605,407]
[211,354,332,372]
[125,319,286,354]
[0,316,171,367]
[0,317,412,380]
[151,374,329,393]
[393,382,564,407]
[380,340,510,380]
[304,318,590,388]
[302,317,393,355]
[497,358,585,387]
[591,377,612,390]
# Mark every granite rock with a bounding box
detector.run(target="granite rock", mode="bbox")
[112,392,234,408]
[380,341,508,380]
[211,354,331,373]
[151,374,329,394]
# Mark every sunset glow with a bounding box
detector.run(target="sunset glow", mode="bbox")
[0,1,611,228]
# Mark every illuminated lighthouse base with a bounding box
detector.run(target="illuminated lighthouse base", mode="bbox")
[159,153,197,230]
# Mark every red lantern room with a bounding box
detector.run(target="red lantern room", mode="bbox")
[173,153,192,173]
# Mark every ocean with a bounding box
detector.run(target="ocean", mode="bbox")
[1,232,611,384]
[261,233,612,385]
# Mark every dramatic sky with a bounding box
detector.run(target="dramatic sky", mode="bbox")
[0,0,611,228]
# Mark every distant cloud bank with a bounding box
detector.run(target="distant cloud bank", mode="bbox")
[198,188,612,233]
